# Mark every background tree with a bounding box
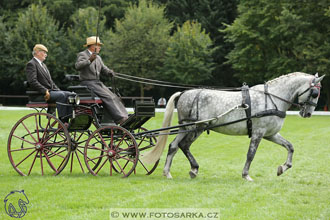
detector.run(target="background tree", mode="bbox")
[105,0,172,97]
[154,0,238,86]
[160,21,215,84]
[4,4,64,93]
[223,0,330,107]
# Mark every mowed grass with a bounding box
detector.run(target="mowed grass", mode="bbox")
[0,110,330,220]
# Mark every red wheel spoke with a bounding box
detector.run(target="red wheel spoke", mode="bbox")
[96,132,110,150]
[115,133,127,149]
[95,157,109,175]
[9,146,36,152]
[113,158,126,176]
[110,158,113,176]
[15,149,37,167]
[137,136,146,147]
[40,151,44,175]
[21,121,38,143]
[43,148,66,159]
[74,151,85,173]
[70,152,74,173]
[34,115,40,141]
[117,155,135,163]
[42,149,58,172]
[41,116,52,140]
[86,144,108,153]
[43,142,68,147]
[87,154,107,162]
[12,134,36,146]
[138,159,150,172]
[28,153,38,175]
[41,126,66,145]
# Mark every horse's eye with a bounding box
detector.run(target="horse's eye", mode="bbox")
[310,88,319,98]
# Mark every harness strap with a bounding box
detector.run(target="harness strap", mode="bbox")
[204,109,286,132]
[241,85,252,138]
[187,89,203,122]
[264,83,278,110]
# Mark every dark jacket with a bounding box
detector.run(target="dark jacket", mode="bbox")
[26,58,59,93]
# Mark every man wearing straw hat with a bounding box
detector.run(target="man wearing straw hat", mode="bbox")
[75,36,128,125]
[26,44,73,123]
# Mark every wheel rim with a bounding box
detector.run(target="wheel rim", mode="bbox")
[84,125,138,177]
[134,127,159,175]
[7,113,71,176]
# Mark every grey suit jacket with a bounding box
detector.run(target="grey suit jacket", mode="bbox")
[75,49,114,81]
[26,58,59,93]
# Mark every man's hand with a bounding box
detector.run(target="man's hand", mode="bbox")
[110,70,116,77]
[44,90,50,101]
[89,53,97,62]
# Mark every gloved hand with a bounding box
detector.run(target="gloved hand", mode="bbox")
[89,53,97,62]
[44,90,50,101]
[110,70,116,77]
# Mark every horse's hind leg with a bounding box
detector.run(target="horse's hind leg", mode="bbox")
[178,130,204,179]
[163,132,187,179]
[242,133,264,181]
[264,133,294,176]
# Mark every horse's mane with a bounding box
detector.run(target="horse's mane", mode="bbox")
[266,72,311,85]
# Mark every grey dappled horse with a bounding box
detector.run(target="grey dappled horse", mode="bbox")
[142,72,325,181]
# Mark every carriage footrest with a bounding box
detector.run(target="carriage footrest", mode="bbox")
[121,114,152,130]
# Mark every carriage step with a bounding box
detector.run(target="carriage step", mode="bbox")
[100,123,116,127]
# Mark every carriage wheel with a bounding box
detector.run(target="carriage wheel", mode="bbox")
[134,127,159,175]
[66,122,100,174]
[84,125,138,177]
[7,113,71,176]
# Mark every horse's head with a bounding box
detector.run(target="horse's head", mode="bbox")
[297,73,325,118]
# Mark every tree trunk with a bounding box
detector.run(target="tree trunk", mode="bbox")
[140,84,144,97]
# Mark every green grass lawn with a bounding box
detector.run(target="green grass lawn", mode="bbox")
[0,110,330,219]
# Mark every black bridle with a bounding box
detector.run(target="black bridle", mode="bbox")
[260,77,321,110]
[297,77,321,107]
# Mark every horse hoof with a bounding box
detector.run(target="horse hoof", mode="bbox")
[189,171,197,179]
[243,175,253,182]
[163,172,173,179]
[277,166,283,176]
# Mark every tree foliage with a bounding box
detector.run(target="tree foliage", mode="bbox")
[223,0,330,85]
[3,4,64,92]
[155,0,238,86]
[105,0,172,96]
[161,21,215,84]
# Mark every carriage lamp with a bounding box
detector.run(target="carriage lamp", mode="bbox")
[68,93,80,105]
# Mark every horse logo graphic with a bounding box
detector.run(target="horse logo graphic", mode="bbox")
[4,190,29,218]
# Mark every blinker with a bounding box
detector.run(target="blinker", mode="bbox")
[310,88,319,99]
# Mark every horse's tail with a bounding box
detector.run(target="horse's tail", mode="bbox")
[141,91,182,164]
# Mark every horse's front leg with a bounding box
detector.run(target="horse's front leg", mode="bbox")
[264,133,294,176]
[242,132,264,181]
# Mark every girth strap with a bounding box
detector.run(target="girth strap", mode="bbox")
[241,84,252,138]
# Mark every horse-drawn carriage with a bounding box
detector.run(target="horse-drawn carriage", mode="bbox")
[7,72,325,181]
[7,75,158,177]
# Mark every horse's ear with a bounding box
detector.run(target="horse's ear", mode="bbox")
[315,74,325,84]
[315,72,319,77]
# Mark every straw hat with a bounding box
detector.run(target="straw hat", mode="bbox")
[83,36,103,47]
[33,44,48,52]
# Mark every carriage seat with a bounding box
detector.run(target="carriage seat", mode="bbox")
[24,81,56,109]
[66,75,102,104]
